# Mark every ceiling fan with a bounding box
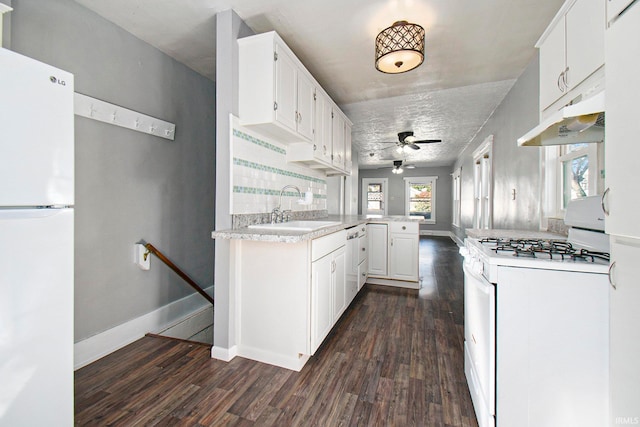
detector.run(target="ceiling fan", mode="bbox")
[381,131,441,153]
[381,160,416,174]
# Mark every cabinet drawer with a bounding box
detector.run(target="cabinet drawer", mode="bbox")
[389,222,419,234]
[358,259,368,289]
[358,234,367,264]
[311,229,346,261]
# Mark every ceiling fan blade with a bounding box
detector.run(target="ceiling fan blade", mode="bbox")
[407,143,421,150]
[413,139,442,144]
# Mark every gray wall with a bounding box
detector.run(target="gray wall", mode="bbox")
[8,0,216,341]
[359,166,453,232]
[453,55,542,241]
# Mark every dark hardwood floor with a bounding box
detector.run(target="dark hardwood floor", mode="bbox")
[75,236,477,426]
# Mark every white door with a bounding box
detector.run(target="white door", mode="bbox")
[0,208,74,426]
[0,49,74,206]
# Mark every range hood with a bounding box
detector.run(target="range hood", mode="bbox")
[518,91,605,147]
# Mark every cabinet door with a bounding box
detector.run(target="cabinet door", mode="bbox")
[314,93,332,164]
[332,111,345,170]
[332,247,346,322]
[368,224,388,276]
[389,233,419,281]
[344,122,352,174]
[274,45,298,133]
[296,72,315,141]
[311,253,333,354]
[539,18,567,110]
[565,0,605,91]
[604,1,640,238]
[609,237,640,424]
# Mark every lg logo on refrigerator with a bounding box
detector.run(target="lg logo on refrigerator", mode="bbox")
[49,76,66,86]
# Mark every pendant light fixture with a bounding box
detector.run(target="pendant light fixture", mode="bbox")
[375,20,425,74]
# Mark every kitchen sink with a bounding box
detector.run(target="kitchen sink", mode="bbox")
[248,220,342,232]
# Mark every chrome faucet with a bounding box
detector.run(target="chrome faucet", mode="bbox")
[272,185,302,223]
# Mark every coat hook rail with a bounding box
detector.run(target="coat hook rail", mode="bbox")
[74,93,176,140]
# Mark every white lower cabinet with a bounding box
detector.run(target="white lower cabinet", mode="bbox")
[310,231,347,354]
[368,221,420,287]
[389,229,419,281]
[311,251,334,354]
[609,236,640,424]
[367,223,388,276]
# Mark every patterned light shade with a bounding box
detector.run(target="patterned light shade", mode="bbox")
[375,21,425,74]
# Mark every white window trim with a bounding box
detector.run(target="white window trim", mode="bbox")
[452,167,461,228]
[404,176,437,224]
[362,177,388,216]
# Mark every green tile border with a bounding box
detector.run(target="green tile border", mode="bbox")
[233,158,326,185]
[233,128,286,155]
[233,186,326,199]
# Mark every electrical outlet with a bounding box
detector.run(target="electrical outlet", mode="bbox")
[134,243,150,270]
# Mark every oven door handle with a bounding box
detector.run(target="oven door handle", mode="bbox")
[463,262,492,294]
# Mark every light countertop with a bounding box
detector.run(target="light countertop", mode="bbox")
[211,215,425,243]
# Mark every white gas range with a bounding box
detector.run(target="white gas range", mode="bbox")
[461,196,610,427]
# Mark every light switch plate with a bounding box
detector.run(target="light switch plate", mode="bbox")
[134,243,150,270]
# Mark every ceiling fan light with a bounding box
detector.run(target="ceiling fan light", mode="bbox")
[375,21,425,74]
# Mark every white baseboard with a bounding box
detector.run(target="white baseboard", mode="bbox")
[211,345,238,362]
[419,230,452,237]
[74,286,213,370]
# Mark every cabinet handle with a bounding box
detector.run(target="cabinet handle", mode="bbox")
[390,238,393,246]
[362,247,366,252]
[274,101,278,111]
[608,261,617,290]
[331,260,336,273]
[313,144,317,151]
[362,272,366,277]
[557,72,564,92]
[564,67,570,89]
[298,112,302,122]
[602,188,610,216]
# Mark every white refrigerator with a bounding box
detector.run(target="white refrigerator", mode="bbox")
[0,48,74,425]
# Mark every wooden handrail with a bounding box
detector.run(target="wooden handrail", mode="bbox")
[144,243,214,305]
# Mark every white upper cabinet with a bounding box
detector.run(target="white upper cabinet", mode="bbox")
[273,45,298,133]
[239,31,351,174]
[295,70,315,141]
[604,0,640,239]
[331,110,346,170]
[538,0,605,111]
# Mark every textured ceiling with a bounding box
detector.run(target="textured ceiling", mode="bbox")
[73,0,564,168]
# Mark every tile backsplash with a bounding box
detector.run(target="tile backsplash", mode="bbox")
[230,115,327,216]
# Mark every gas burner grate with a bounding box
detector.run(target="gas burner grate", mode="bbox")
[483,238,609,263]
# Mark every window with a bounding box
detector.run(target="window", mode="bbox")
[404,176,437,224]
[542,142,603,219]
[362,178,388,216]
[558,143,599,210]
[473,135,493,229]
[453,167,461,227]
